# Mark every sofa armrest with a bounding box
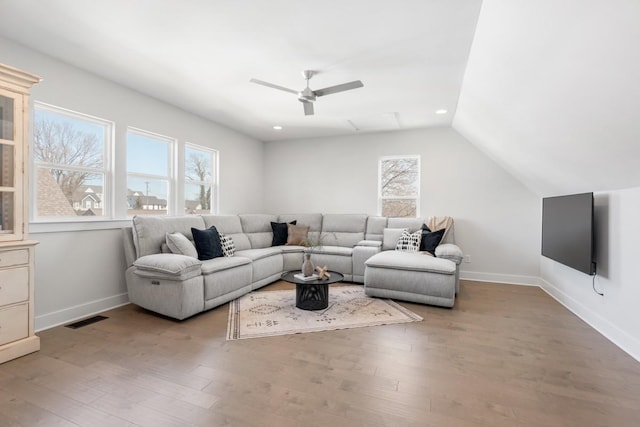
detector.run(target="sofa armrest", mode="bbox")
[355,240,382,248]
[133,253,202,281]
[435,243,463,265]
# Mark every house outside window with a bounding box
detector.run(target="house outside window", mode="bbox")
[184,144,217,214]
[126,128,173,216]
[378,155,420,217]
[32,103,111,219]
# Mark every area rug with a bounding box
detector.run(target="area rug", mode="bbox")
[227,285,423,340]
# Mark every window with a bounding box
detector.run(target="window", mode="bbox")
[126,128,174,216]
[378,155,420,217]
[33,103,111,219]
[184,144,217,214]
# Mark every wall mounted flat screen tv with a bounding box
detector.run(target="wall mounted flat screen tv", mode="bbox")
[541,192,596,275]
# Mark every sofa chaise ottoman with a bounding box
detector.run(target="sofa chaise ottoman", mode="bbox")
[363,217,463,308]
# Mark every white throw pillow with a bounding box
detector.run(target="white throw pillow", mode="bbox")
[219,233,235,257]
[382,228,407,251]
[395,229,422,252]
[165,232,198,258]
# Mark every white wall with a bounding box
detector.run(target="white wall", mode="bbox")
[264,127,541,283]
[541,186,640,362]
[0,37,265,330]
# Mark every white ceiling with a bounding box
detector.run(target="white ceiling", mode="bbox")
[2,0,639,197]
[0,0,482,142]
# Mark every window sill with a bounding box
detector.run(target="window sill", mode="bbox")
[29,219,132,234]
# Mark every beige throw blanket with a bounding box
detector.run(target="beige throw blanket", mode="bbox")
[427,216,454,241]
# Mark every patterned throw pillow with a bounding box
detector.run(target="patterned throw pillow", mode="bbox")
[395,229,422,252]
[219,233,235,257]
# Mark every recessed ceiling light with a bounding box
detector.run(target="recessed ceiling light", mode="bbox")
[435,109,448,115]
[273,125,283,130]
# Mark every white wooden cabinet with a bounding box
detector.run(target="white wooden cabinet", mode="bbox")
[0,63,41,364]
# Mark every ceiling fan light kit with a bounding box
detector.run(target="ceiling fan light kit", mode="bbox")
[250,70,363,116]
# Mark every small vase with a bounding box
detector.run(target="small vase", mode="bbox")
[302,252,315,277]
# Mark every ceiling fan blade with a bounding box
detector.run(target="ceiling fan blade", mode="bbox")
[249,78,298,95]
[314,80,364,97]
[302,101,314,116]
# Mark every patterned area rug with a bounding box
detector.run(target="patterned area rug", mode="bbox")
[227,285,423,340]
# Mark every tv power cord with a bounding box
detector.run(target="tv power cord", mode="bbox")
[592,274,604,296]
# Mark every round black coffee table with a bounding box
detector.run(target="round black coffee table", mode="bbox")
[281,270,344,310]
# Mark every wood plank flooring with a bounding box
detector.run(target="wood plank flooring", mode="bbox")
[1,280,639,426]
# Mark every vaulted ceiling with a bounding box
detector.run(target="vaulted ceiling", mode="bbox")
[0,0,638,197]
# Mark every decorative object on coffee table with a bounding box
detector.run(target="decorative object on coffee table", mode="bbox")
[301,252,314,276]
[227,285,423,340]
[281,270,344,310]
[315,265,330,279]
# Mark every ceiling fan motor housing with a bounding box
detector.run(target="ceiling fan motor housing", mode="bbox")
[298,87,316,103]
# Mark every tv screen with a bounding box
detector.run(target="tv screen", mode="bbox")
[541,192,595,275]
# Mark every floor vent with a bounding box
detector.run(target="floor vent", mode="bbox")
[65,315,108,329]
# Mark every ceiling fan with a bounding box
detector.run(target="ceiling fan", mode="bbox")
[250,70,364,116]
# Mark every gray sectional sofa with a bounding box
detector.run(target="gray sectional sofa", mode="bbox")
[122,213,463,319]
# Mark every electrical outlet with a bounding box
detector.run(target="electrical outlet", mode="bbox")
[465,255,471,263]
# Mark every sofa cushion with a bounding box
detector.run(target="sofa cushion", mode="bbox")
[165,232,198,258]
[201,215,251,251]
[133,254,202,280]
[365,216,387,241]
[387,217,424,233]
[200,256,251,275]
[239,214,278,249]
[382,228,407,251]
[420,225,446,254]
[278,213,323,244]
[365,251,456,274]
[191,226,223,260]
[308,245,353,257]
[235,247,283,262]
[271,220,296,246]
[287,224,309,246]
[396,229,422,252]
[320,214,367,247]
[132,215,205,258]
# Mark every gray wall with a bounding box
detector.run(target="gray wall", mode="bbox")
[1,37,265,330]
[264,127,541,283]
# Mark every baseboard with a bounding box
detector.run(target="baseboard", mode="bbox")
[539,278,640,363]
[35,293,130,332]
[460,270,540,286]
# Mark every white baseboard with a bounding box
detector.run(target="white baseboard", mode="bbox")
[460,270,540,286]
[35,293,130,332]
[539,278,640,363]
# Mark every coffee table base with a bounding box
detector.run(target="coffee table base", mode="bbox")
[296,283,329,310]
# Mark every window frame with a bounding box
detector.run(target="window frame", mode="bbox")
[31,102,114,222]
[125,127,176,217]
[183,142,218,214]
[377,154,421,218]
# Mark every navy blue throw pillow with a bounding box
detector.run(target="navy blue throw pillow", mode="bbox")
[420,224,446,254]
[191,226,223,260]
[271,220,296,246]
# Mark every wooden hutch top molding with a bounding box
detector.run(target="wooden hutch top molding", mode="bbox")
[0,62,42,93]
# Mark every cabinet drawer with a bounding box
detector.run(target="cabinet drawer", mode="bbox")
[0,267,29,306]
[0,250,29,268]
[0,303,28,345]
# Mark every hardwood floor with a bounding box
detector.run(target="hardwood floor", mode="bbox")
[1,280,639,426]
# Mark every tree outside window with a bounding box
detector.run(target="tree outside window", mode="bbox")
[379,156,420,217]
[33,104,110,218]
[184,144,216,214]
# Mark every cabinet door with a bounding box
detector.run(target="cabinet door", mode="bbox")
[0,88,24,242]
